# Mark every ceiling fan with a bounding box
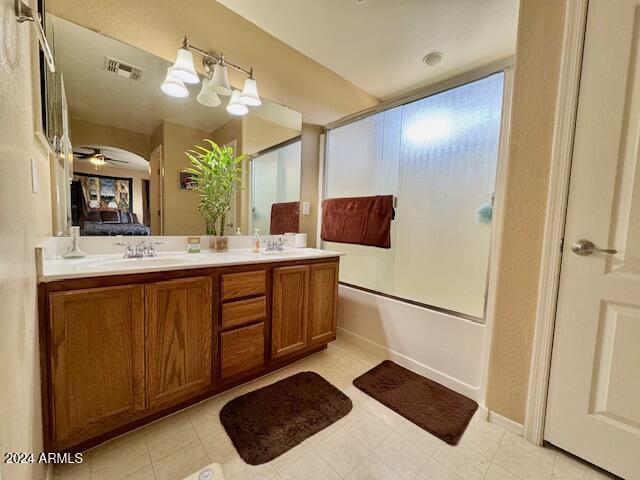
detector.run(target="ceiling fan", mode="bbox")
[73,148,129,169]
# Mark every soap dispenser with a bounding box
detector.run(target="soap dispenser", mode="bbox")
[252,228,261,253]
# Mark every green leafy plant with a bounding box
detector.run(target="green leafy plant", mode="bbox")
[185,140,246,236]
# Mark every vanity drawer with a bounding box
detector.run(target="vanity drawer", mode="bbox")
[221,270,266,300]
[220,323,265,379]
[222,296,266,330]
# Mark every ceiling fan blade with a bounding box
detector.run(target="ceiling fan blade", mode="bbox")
[105,158,128,164]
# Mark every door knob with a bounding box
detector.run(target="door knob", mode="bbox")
[571,239,617,256]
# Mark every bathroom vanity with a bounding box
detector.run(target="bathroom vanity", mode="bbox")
[37,249,341,453]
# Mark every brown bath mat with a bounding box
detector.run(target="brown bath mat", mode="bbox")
[220,372,352,465]
[353,360,477,445]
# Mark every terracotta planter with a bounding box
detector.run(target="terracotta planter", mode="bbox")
[210,236,228,252]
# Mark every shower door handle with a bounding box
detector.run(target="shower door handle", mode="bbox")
[571,239,617,256]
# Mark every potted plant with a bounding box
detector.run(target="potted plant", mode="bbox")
[185,140,245,251]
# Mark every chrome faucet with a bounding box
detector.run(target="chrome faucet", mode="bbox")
[265,238,286,252]
[114,240,162,258]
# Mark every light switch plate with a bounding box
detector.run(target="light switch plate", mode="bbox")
[302,201,311,215]
[31,158,39,193]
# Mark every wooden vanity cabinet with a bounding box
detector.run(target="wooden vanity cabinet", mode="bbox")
[40,257,339,453]
[145,277,212,409]
[272,262,339,358]
[308,262,339,346]
[219,270,268,380]
[48,285,145,448]
[272,265,310,358]
[220,323,265,379]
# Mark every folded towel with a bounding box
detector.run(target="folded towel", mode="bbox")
[321,195,394,248]
[270,201,300,235]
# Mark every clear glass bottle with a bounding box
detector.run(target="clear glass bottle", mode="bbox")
[252,228,261,253]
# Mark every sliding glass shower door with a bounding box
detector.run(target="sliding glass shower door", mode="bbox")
[323,72,506,319]
[251,140,301,234]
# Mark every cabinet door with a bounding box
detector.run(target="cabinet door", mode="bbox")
[221,322,265,379]
[308,262,339,346]
[49,285,145,445]
[146,277,212,409]
[272,265,309,359]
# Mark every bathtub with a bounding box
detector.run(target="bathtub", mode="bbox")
[336,284,486,401]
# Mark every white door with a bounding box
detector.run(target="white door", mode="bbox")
[545,1,640,479]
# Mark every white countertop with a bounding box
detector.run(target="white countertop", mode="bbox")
[40,248,343,282]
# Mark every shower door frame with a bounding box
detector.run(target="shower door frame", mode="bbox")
[320,59,514,318]
[320,59,515,410]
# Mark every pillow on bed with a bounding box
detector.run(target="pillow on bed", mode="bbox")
[120,212,132,223]
[100,211,120,223]
[131,213,140,224]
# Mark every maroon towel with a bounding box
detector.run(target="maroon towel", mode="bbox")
[270,202,300,235]
[321,195,394,248]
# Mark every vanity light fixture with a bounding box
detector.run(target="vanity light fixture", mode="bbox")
[160,67,189,98]
[163,37,260,115]
[240,71,261,106]
[170,46,200,84]
[209,59,232,96]
[227,90,249,116]
[196,77,222,107]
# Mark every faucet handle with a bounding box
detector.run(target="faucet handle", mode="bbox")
[114,241,134,258]
[147,241,162,257]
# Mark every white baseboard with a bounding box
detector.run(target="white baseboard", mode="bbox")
[336,327,481,401]
[488,410,525,435]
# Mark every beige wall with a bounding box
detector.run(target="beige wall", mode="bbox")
[241,115,300,156]
[0,0,52,478]
[210,117,243,153]
[73,164,149,221]
[299,124,322,247]
[486,0,567,423]
[160,121,210,235]
[70,118,151,160]
[151,121,163,154]
[46,0,379,126]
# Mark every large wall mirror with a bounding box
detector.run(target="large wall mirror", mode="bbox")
[44,13,302,237]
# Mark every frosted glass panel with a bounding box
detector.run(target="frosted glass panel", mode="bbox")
[252,140,301,233]
[324,108,401,292]
[323,72,505,319]
[394,74,503,317]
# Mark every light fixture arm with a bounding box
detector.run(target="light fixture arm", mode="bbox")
[182,37,253,77]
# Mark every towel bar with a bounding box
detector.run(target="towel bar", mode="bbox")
[15,0,56,73]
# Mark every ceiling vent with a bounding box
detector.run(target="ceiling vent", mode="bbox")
[104,57,143,80]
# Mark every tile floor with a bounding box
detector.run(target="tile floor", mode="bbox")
[53,337,618,480]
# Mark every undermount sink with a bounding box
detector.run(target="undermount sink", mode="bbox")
[81,256,200,271]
